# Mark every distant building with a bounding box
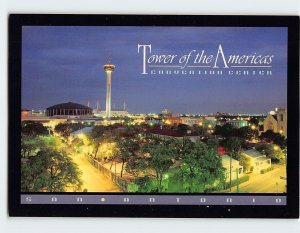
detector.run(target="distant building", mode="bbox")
[94,110,128,118]
[242,149,271,174]
[263,108,287,137]
[21,109,30,119]
[147,128,200,142]
[203,116,217,127]
[95,119,124,126]
[164,112,180,118]
[227,120,248,128]
[221,155,244,182]
[180,117,201,126]
[146,117,162,126]
[21,109,46,119]
[46,102,92,117]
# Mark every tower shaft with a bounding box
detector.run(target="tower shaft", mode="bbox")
[105,70,112,118]
[103,63,115,119]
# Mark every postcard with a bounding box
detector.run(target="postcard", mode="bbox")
[8,14,299,217]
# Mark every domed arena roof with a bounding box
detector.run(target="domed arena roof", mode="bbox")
[47,102,92,110]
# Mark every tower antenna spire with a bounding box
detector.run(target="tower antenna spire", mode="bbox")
[107,51,112,64]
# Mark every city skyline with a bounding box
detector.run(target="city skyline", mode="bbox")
[22,26,287,114]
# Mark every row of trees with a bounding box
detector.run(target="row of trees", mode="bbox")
[259,130,287,148]
[85,125,225,193]
[214,124,258,140]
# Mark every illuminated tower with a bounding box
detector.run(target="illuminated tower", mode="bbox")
[104,63,115,118]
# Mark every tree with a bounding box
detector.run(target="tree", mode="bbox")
[21,136,44,158]
[145,144,174,192]
[134,176,151,192]
[88,125,107,158]
[205,138,220,150]
[177,142,225,192]
[255,144,285,163]
[21,149,82,192]
[54,122,83,138]
[177,124,189,134]
[214,124,236,138]
[54,123,71,138]
[249,117,259,126]
[260,130,286,148]
[125,157,147,177]
[40,135,64,151]
[116,138,139,177]
[192,125,205,135]
[239,154,251,172]
[22,121,49,136]
[222,137,243,160]
[236,126,258,140]
[167,138,194,160]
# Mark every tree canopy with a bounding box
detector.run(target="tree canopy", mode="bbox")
[260,130,286,148]
[214,124,258,141]
[175,142,225,192]
[22,121,49,136]
[21,149,82,192]
[54,122,83,137]
[255,143,286,163]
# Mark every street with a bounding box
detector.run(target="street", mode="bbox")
[236,164,287,193]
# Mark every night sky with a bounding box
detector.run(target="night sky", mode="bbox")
[22,26,287,114]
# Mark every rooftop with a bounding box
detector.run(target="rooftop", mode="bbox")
[221,155,240,167]
[242,149,264,158]
[47,102,92,110]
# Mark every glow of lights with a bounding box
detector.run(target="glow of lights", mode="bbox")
[251,125,256,130]
[77,133,84,139]
[279,130,283,134]
[273,145,279,151]
[208,124,212,129]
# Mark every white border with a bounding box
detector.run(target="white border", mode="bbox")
[1,0,299,233]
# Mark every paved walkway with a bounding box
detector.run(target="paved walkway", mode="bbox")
[70,154,121,192]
